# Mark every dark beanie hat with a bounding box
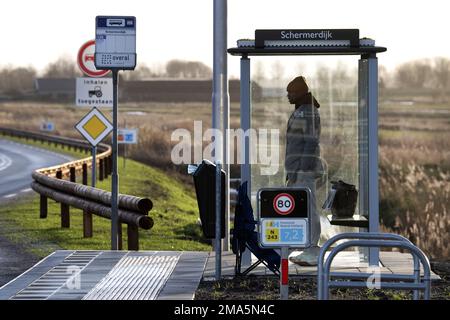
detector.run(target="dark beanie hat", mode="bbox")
[287,76,309,96]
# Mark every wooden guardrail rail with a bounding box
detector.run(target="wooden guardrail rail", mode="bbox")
[0,127,153,250]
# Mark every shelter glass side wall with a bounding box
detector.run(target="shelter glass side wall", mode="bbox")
[248,57,361,245]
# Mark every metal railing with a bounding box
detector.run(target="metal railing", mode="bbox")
[0,127,153,250]
[317,232,431,300]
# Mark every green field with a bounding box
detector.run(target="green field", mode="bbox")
[0,137,210,258]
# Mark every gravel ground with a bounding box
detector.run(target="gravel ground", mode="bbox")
[0,234,40,287]
[195,260,449,300]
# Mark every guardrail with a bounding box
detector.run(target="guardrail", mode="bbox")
[0,127,153,250]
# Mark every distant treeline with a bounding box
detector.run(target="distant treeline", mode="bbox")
[0,55,449,102]
[0,57,212,98]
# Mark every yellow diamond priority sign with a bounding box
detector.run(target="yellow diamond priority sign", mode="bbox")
[75,107,113,146]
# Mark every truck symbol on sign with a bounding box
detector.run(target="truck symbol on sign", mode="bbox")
[88,86,102,98]
[84,55,95,62]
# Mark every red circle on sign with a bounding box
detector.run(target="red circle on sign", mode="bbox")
[273,193,295,215]
[77,40,110,77]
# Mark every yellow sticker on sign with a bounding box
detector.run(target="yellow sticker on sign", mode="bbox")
[265,228,279,242]
[82,115,108,139]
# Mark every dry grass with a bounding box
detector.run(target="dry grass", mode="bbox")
[380,161,449,259]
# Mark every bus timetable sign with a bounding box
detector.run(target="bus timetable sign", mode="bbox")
[257,188,311,248]
[95,16,136,70]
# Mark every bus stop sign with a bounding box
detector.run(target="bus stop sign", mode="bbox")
[258,188,311,248]
[95,16,136,70]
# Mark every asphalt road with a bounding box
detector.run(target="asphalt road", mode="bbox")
[0,139,73,287]
[0,139,73,199]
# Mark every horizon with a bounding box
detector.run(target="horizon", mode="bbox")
[0,0,449,78]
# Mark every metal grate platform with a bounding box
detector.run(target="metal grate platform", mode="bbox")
[11,251,100,300]
[83,254,178,300]
[0,250,208,300]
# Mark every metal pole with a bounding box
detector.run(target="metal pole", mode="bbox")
[240,56,252,267]
[123,119,127,170]
[358,58,369,263]
[219,0,230,252]
[213,0,227,279]
[92,146,96,188]
[367,55,379,266]
[280,247,289,300]
[111,69,119,250]
[215,162,222,280]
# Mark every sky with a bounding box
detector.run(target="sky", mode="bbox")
[1,0,449,78]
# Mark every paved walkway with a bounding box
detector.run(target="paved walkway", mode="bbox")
[0,250,208,300]
[203,251,441,280]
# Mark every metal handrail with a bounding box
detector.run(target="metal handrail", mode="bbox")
[317,232,423,299]
[318,235,431,300]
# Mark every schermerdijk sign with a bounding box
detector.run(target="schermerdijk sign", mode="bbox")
[255,29,359,48]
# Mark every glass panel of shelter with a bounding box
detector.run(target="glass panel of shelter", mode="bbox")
[247,56,367,259]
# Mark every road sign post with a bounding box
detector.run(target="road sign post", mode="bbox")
[111,70,119,250]
[94,15,136,250]
[257,188,312,300]
[92,146,97,188]
[118,127,138,170]
[75,107,113,191]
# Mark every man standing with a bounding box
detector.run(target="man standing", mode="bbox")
[285,76,324,266]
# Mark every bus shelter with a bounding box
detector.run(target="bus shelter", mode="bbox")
[228,29,386,266]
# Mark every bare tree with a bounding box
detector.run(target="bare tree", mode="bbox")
[42,56,81,78]
[432,57,450,89]
[395,59,433,90]
[121,63,154,81]
[0,66,36,95]
[253,60,266,84]
[431,57,450,102]
[270,60,285,82]
[379,65,389,89]
[166,60,212,78]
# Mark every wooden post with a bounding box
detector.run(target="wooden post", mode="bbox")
[40,195,48,219]
[82,163,93,238]
[56,170,70,228]
[127,224,139,251]
[70,167,76,183]
[82,164,88,185]
[99,159,104,181]
[61,203,70,228]
[104,157,109,179]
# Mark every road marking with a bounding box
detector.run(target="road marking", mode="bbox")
[3,193,17,198]
[20,188,32,193]
[0,153,13,171]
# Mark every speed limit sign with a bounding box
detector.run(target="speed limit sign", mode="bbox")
[257,188,311,248]
[273,193,295,215]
